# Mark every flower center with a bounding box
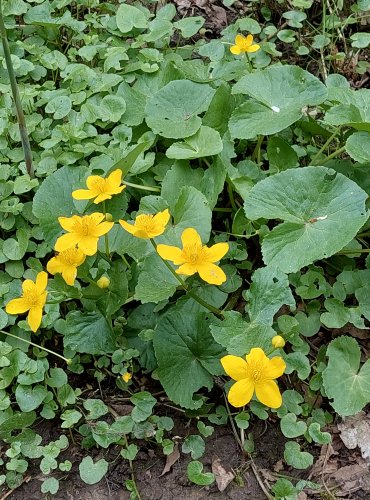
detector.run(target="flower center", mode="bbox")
[89,178,107,194]
[24,289,41,307]
[182,243,205,264]
[249,361,264,382]
[61,248,79,265]
[75,217,94,236]
[136,214,155,232]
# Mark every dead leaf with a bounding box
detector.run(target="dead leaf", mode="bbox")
[273,460,284,473]
[338,412,370,464]
[297,492,307,500]
[332,461,370,494]
[259,468,275,482]
[160,445,180,476]
[210,5,227,28]
[212,458,234,492]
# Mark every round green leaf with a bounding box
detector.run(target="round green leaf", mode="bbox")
[187,461,215,486]
[145,80,216,138]
[15,385,48,412]
[308,423,331,444]
[230,65,327,139]
[166,126,223,159]
[116,4,148,33]
[345,131,370,163]
[280,413,307,438]
[182,435,205,459]
[45,96,72,119]
[322,336,370,416]
[41,478,59,495]
[284,442,313,469]
[244,166,368,273]
[79,456,108,485]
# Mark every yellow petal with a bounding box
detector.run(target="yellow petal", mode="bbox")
[255,380,282,408]
[36,271,48,292]
[244,34,254,47]
[156,244,184,264]
[230,45,242,55]
[205,242,229,263]
[93,221,114,237]
[107,169,122,187]
[27,306,43,332]
[72,189,95,200]
[181,228,202,248]
[58,216,78,232]
[47,257,63,276]
[86,175,103,190]
[22,279,36,294]
[176,263,198,276]
[55,233,80,253]
[77,236,99,256]
[197,263,226,285]
[153,209,170,228]
[227,379,255,408]
[264,356,286,379]
[93,193,111,204]
[119,219,137,236]
[62,267,77,286]
[246,44,260,53]
[221,355,249,381]
[235,34,247,46]
[6,297,30,314]
[90,213,105,225]
[245,347,266,366]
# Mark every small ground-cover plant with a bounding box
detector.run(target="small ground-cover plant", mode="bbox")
[1,0,370,498]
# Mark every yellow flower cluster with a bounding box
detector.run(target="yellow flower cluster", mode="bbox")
[5,169,229,332]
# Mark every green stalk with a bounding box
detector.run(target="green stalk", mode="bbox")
[311,129,340,165]
[1,330,72,364]
[124,181,160,192]
[320,145,346,165]
[245,52,253,72]
[102,201,110,259]
[150,239,224,318]
[0,1,33,177]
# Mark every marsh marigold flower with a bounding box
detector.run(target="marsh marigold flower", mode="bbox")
[221,348,285,408]
[230,34,260,55]
[97,276,110,289]
[47,248,86,286]
[72,169,126,204]
[122,372,132,383]
[272,335,285,348]
[119,209,170,239]
[55,213,113,256]
[157,228,228,285]
[6,271,48,332]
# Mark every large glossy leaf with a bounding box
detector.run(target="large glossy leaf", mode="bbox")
[230,65,327,139]
[244,166,368,273]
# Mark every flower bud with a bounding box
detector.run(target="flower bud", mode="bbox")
[97,276,110,288]
[105,213,113,222]
[272,335,285,348]
[122,372,132,383]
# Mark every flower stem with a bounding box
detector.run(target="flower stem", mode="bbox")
[1,330,72,364]
[320,145,346,165]
[252,135,264,163]
[150,239,224,318]
[102,201,110,259]
[0,1,33,178]
[245,52,253,72]
[124,181,160,193]
[311,129,340,165]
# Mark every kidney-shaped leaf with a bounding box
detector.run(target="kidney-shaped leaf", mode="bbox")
[145,80,216,139]
[244,167,368,273]
[230,65,327,139]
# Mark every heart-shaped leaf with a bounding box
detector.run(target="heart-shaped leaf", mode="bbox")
[79,456,108,485]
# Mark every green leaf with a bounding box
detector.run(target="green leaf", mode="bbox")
[130,391,156,422]
[245,267,295,325]
[210,311,275,356]
[79,456,108,485]
[280,413,307,438]
[284,442,313,469]
[45,96,72,119]
[116,4,148,33]
[174,17,204,37]
[267,136,298,170]
[3,229,28,260]
[32,165,89,245]
[182,435,205,459]
[320,298,350,328]
[60,409,82,428]
[324,88,370,132]
[46,368,68,388]
[166,126,223,159]
[41,478,59,495]
[322,336,370,416]
[351,32,370,48]
[284,352,311,380]
[134,253,179,303]
[15,385,47,412]
[244,167,368,273]
[171,186,212,241]
[83,399,109,420]
[153,300,224,409]
[345,131,370,163]
[308,423,331,444]
[63,311,115,355]
[187,461,215,486]
[145,80,216,138]
[121,444,139,461]
[230,65,327,138]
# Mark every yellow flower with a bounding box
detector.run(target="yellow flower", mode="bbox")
[272,335,285,348]
[5,271,48,332]
[221,348,286,408]
[55,213,114,256]
[72,169,126,204]
[119,209,170,239]
[47,248,86,286]
[122,372,132,383]
[97,276,110,289]
[230,34,260,55]
[157,228,228,285]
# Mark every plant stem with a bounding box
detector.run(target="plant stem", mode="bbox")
[252,135,264,163]
[320,145,346,164]
[102,201,110,259]
[245,52,252,72]
[123,434,142,500]
[336,248,370,255]
[124,181,160,192]
[0,1,33,177]
[311,129,340,165]
[227,178,237,212]
[1,330,72,364]
[150,239,224,318]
